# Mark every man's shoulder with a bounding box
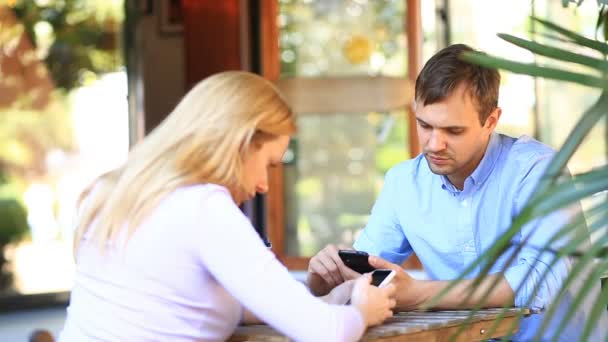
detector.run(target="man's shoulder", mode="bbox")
[502,134,555,165]
[496,134,556,182]
[385,154,427,180]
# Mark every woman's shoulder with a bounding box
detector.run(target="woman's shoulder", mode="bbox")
[177,183,231,197]
[165,183,236,213]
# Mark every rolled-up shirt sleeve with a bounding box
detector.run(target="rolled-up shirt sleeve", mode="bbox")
[503,154,575,311]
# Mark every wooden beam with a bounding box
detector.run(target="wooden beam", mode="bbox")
[406,0,421,157]
[259,0,280,81]
[259,0,286,259]
[404,0,423,269]
[276,77,413,114]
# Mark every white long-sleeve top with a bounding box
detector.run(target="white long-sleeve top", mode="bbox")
[59,184,365,342]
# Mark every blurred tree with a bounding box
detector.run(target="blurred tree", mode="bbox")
[11,0,123,91]
[0,0,123,177]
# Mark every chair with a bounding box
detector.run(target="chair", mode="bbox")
[29,329,54,342]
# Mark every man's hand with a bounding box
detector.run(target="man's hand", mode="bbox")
[368,255,423,311]
[307,244,360,296]
[369,255,515,310]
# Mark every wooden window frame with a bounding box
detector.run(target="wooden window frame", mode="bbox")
[260,0,423,270]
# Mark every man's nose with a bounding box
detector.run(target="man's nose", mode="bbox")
[427,130,447,152]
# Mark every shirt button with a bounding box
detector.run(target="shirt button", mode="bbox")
[461,199,469,207]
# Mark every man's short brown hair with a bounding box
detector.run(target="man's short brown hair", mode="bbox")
[415,44,500,125]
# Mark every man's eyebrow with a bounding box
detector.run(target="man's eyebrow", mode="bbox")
[415,117,467,130]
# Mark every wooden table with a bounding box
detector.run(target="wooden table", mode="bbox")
[229,308,529,341]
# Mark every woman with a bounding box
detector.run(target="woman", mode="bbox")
[59,71,395,341]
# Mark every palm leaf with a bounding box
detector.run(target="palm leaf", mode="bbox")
[530,93,608,200]
[439,11,608,340]
[460,53,608,89]
[497,200,608,339]
[534,230,608,339]
[461,94,607,278]
[551,255,608,339]
[497,33,608,70]
[473,204,607,340]
[531,165,608,217]
[582,274,608,340]
[464,104,608,340]
[532,16,608,54]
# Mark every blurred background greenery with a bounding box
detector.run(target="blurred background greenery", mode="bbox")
[0,0,126,295]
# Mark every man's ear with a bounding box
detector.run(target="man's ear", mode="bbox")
[484,107,502,131]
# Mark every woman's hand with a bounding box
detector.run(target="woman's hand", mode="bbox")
[350,274,396,327]
[321,279,356,305]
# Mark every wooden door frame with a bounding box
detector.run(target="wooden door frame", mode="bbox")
[260,0,423,270]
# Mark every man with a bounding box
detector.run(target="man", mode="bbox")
[307,44,606,341]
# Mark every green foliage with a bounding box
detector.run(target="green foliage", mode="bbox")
[431,4,608,342]
[0,94,74,177]
[11,0,123,90]
[0,198,28,247]
[0,0,122,193]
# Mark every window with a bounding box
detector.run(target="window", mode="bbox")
[0,1,127,302]
[261,0,424,268]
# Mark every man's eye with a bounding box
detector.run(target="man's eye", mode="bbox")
[448,129,464,135]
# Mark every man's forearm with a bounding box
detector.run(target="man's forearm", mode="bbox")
[407,274,514,310]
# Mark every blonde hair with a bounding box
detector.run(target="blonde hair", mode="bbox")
[74,71,295,253]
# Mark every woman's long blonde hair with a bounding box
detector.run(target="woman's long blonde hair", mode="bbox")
[74,71,295,253]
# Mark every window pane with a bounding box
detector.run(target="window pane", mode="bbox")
[279,0,407,77]
[449,0,536,137]
[0,2,127,298]
[421,0,440,64]
[533,0,605,172]
[284,111,409,256]
[532,1,606,244]
[278,0,409,257]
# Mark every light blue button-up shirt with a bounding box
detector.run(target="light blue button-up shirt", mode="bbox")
[354,132,607,341]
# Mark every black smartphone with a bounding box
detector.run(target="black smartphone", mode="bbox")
[338,249,375,274]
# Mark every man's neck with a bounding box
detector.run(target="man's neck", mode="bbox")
[447,139,491,191]
[447,175,466,191]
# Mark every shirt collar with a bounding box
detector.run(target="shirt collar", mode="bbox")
[440,132,502,192]
[471,131,501,186]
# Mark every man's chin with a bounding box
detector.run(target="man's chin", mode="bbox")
[425,158,453,175]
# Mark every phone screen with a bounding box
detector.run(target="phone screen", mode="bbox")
[371,269,393,287]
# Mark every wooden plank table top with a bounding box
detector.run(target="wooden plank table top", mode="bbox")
[229,308,529,342]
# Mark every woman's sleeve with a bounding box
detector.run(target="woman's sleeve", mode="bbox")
[194,189,366,342]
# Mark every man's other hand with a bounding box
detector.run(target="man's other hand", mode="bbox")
[307,244,360,296]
